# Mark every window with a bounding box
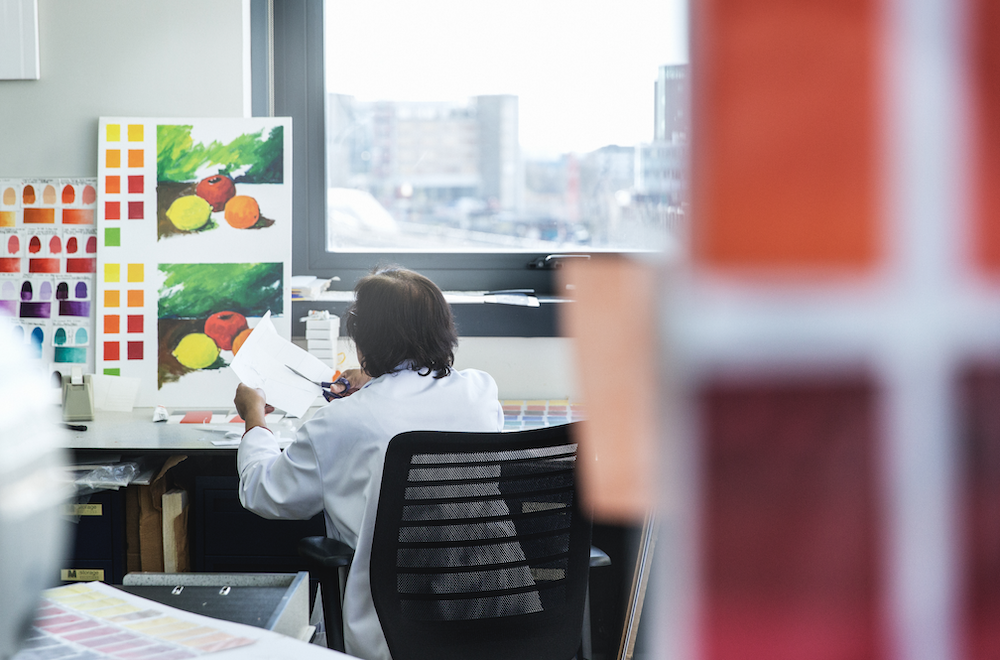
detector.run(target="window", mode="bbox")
[268,0,688,293]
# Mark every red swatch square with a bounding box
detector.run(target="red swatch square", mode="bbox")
[127,176,143,194]
[127,341,143,360]
[127,315,143,333]
[180,411,213,424]
[104,342,119,361]
[127,201,143,220]
[105,201,120,221]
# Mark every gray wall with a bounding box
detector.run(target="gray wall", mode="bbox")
[0,0,248,178]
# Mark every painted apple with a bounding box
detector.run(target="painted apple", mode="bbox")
[204,311,248,351]
[195,174,237,212]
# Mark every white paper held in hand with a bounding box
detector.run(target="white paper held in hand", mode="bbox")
[230,311,339,418]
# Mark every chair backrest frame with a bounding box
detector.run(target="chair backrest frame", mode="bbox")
[371,423,592,660]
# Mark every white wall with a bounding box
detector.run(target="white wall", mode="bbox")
[0,0,247,178]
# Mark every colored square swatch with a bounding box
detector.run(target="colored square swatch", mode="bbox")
[127,341,143,360]
[103,263,119,283]
[106,150,121,169]
[127,201,143,220]
[127,290,143,307]
[103,368,120,376]
[127,150,143,168]
[104,315,120,334]
[106,124,120,142]
[127,263,143,282]
[105,176,120,194]
[127,176,143,194]
[104,290,119,307]
[105,228,120,247]
[127,124,143,142]
[127,315,143,333]
[105,201,120,220]
[103,342,119,361]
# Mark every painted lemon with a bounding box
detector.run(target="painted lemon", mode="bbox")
[172,333,219,369]
[232,327,252,355]
[224,195,260,229]
[166,195,212,231]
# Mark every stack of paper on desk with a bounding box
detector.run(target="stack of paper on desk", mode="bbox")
[230,312,336,418]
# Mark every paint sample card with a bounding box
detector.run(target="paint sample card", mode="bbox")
[96,119,292,407]
[19,581,256,659]
[0,178,97,376]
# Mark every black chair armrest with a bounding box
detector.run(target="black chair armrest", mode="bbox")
[298,536,355,568]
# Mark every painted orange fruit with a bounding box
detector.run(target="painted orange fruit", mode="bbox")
[224,195,260,229]
[232,328,252,355]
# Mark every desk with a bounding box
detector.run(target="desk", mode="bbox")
[63,409,324,585]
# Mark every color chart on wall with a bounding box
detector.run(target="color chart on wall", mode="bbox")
[96,118,292,408]
[0,178,97,375]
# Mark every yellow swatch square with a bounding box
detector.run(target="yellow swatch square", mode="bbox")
[105,150,121,169]
[127,263,143,282]
[127,124,144,142]
[127,290,143,307]
[104,290,120,308]
[104,263,120,283]
[0,211,13,227]
[127,150,144,168]
[106,124,120,142]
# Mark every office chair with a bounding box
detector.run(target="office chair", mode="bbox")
[370,423,592,660]
[298,535,353,651]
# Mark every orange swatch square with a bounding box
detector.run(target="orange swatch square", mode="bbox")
[127,150,144,168]
[106,176,120,194]
[127,289,143,307]
[104,290,120,308]
[0,211,13,227]
[104,315,120,334]
[106,150,121,169]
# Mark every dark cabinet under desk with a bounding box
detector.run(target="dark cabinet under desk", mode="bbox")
[61,489,126,585]
[193,476,325,574]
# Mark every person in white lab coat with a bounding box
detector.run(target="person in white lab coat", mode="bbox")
[234,266,504,660]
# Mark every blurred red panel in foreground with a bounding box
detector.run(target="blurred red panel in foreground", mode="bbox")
[959,363,1000,660]
[700,376,883,660]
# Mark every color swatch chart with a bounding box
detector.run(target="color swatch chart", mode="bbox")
[97,121,155,384]
[501,399,585,431]
[16,582,255,659]
[0,178,97,374]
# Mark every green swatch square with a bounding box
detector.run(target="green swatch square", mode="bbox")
[103,368,120,376]
[105,227,121,247]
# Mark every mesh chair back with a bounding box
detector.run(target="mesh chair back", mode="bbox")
[371,423,592,660]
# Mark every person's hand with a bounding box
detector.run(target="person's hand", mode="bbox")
[332,367,370,395]
[234,383,273,432]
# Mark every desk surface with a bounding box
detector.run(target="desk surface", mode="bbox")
[65,409,303,453]
[67,401,584,452]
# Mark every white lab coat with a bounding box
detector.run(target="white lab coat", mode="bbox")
[237,367,504,660]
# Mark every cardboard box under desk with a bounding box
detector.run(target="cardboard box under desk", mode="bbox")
[124,455,189,573]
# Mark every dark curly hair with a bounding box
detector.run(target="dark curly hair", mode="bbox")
[345,266,457,379]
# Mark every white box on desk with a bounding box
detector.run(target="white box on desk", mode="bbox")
[307,338,335,350]
[305,328,338,341]
[305,318,338,330]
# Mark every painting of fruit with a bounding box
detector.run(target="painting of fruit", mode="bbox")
[166,195,212,231]
[224,196,260,229]
[195,174,236,212]
[158,262,283,387]
[205,311,248,351]
[156,124,282,240]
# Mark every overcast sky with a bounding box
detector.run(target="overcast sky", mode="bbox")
[325,0,688,158]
